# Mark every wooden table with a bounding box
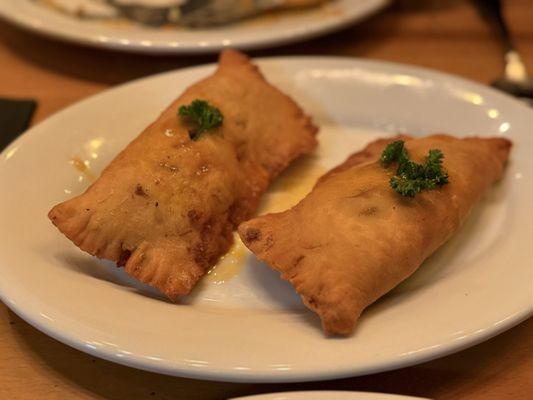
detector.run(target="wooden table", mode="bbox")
[0,1,531,398]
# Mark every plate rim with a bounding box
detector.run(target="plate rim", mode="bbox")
[230,390,430,399]
[1,55,532,383]
[0,0,390,54]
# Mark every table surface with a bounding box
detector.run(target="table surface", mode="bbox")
[1,0,532,399]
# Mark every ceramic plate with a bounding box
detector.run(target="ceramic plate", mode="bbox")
[232,391,428,400]
[0,57,532,383]
[0,0,389,54]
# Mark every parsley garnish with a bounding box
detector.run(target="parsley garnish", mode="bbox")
[178,99,223,140]
[381,140,449,197]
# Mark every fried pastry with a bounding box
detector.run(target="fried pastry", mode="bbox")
[239,134,511,335]
[49,49,318,300]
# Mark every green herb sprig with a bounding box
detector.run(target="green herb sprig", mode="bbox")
[380,140,449,197]
[178,99,223,141]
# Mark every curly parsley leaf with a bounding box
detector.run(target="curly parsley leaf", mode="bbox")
[178,100,223,140]
[380,140,407,166]
[381,140,449,197]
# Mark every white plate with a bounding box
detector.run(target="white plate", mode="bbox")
[232,391,428,400]
[0,0,389,54]
[0,57,532,383]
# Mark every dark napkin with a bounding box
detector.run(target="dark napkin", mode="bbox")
[0,98,37,151]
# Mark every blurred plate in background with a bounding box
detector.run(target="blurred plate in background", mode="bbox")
[0,0,389,54]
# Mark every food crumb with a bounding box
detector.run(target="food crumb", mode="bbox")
[244,228,261,243]
[359,206,378,216]
[135,184,148,197]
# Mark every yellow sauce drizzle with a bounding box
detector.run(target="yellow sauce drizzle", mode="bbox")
[258,156,324,214]
[204,234,247,285]
[204,156,325,285]
[70,156,96,182]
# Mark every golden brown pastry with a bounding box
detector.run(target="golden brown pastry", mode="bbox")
[239,135,511,336]
[49,49,318,300]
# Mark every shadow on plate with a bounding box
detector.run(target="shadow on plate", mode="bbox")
[366,176,509,318]
[55,253,171,303]
[245,254,307,311]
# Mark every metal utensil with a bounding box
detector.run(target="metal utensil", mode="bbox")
[472,0,533,99]
[106,0,284,27]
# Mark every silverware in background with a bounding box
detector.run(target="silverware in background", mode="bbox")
[471,0,533,104]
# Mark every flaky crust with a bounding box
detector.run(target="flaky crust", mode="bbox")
[49,50,318,300]
[239,135,511,336]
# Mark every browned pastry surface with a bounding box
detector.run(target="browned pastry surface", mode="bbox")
[49,50,318,300]
[239,134,511,335]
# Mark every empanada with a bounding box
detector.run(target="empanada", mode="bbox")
[239,134,511,335]
[49,50,318,300]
